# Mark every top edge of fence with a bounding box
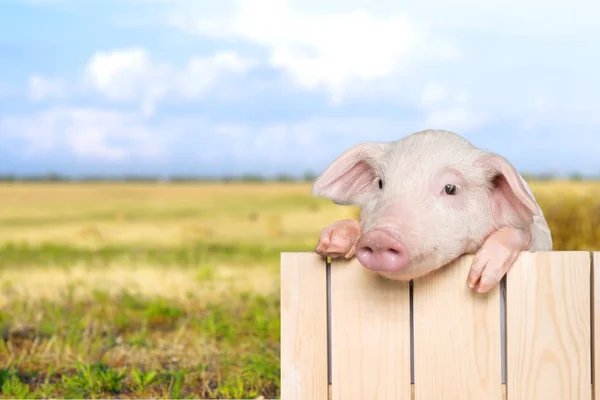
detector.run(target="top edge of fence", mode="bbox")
[281,250,598,255]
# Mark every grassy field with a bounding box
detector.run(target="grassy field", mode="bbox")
[0,181,599,399]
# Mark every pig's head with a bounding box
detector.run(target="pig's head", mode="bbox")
[312,129,539,281]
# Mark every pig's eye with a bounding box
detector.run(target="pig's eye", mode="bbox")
[444,184,457,195]
[378,179,383,189]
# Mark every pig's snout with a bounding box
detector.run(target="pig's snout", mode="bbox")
[355,229,409,273]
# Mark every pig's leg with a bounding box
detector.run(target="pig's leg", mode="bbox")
[315,219,361,259]
[466,226,531,293]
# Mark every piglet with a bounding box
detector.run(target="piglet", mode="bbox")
[312,129,552,293]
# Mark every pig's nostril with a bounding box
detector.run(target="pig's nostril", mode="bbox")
[361,246,373,254]
[387,248,400,255]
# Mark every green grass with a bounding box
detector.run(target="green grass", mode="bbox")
[0,241,312,269]
[0,287,280,399]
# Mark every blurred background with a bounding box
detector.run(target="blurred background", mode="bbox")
[0,0,599,398]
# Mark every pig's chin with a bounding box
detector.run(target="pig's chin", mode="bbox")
[372,257,449,282]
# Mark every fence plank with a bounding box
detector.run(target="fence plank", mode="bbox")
[330,258,411,400]
[280,252,329,400]
[506,251,591,400]
[412,255,502,400]
[594,251,600,400]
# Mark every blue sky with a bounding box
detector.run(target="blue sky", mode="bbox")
[1,0,599,178]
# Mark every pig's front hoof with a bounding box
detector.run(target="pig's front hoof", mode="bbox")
[314,219,361,259]
[467,252,517,294]
[315,237,355,259]
[467,227,530,293]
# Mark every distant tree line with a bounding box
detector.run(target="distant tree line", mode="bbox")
[0,171,320,183]
[0,171,597,183]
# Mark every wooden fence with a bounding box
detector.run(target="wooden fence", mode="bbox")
[280,251,600,400]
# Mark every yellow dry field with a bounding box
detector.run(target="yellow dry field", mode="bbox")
[0,183,351,303]
[0,180,598,311]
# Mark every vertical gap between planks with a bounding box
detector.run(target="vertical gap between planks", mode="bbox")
[591,251,595,399]
[409,279,415,399]
[501,275,507,400]
[410,280,414,384]
[326,257,332,390]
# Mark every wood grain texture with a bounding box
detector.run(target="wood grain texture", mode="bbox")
[506,251,591,400]
[330,258,411,400]
[594,252,600,400]
[413,255,502,400]
[280,252,329,400]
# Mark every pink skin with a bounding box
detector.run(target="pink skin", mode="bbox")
[312,130,552,293]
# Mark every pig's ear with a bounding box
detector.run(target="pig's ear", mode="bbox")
[476,153,539,228]
[312,142,386,205]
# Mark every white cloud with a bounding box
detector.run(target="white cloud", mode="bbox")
[2,108,415,169]
[28,47,254,116]
[1,108,166,160]
[141,0,600,118]
[83,48,170,116]
[176,51,252,99]
[167,0,460,102]
[85,48,159,101]
[27,75,68,102]
[83,47,253,116]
